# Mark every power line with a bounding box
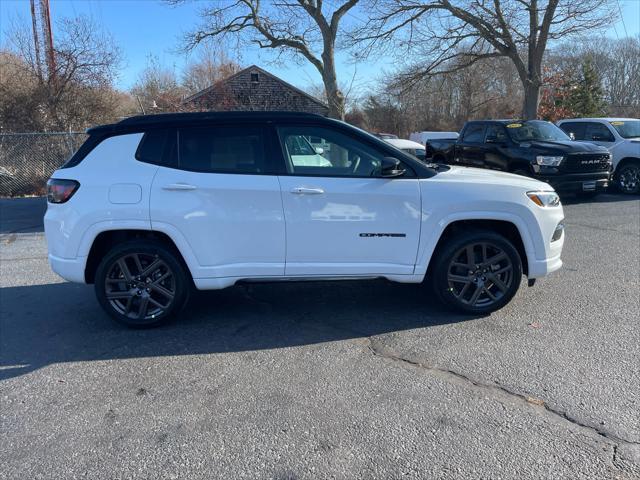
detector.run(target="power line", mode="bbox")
[616,0,630,38]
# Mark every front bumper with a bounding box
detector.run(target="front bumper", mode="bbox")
[48,254,87,283]
[537,172,610,193]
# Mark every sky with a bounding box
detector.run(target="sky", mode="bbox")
[1,0,639,96]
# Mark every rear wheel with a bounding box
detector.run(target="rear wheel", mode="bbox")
[430,230,523,314]
[615,163,640,194]
[95,240,189,327]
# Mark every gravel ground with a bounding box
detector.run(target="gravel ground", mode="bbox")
[1,194,639,479]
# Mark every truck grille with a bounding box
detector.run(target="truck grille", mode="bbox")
[562,153,611,173]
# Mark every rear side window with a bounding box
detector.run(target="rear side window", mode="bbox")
[559,122,587,140]
[585,123,615,142]
[135,128,177,167]
[462,124,486,143]
[178,126,266,174]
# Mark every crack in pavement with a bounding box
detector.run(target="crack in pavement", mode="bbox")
[364,336,640,470]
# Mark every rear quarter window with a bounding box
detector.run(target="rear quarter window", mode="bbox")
[135,128,177,167]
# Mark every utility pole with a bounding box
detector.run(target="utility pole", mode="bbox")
[29,0,56,83]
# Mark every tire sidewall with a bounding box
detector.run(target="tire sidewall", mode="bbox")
[431,230,523,314]
[95,240,189,328]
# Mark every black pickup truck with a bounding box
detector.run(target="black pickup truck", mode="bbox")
[427,119,612,195]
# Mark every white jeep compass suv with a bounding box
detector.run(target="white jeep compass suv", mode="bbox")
[45,112,565,327]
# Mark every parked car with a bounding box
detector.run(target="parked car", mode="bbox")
[409,131,459,146]
[383,138,427,161]
[557,118,640,194]
[428,119,612,196]
[45,112,564,327]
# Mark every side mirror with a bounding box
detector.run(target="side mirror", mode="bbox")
[568,132,576,140]
[381,157,406,178]
[315,147,324,155]
[486,135,498,143]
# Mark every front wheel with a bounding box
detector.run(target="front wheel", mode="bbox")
[430,230,523,314]
[95,240,189,327]
[615,163,640,195]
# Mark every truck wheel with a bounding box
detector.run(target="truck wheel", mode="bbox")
[95,240,189,328]
[615,163,640,194]
[430,230,523,314]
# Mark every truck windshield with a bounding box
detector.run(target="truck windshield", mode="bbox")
[506,121,570,142]
[610,120,640,139]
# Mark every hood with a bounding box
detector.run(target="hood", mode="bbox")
[519,140,609,154]
[433,166,552,191]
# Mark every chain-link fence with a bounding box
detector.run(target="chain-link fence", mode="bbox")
[0,132,87,197]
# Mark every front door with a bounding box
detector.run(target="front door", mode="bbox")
[276,124,421,277]
[150,124,285,279]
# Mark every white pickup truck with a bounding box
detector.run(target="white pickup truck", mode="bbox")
[557,118,640,194]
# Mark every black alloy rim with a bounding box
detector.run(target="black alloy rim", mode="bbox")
[105,253,176,320]
[447,242,514,307]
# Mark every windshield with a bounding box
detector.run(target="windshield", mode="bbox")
[610,120,640,139]
[506,120,571,142]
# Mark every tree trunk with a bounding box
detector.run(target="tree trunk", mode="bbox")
[321,47,345,120]
[522,79,541,119]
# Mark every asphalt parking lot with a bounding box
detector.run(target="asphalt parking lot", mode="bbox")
[1,194,639,479]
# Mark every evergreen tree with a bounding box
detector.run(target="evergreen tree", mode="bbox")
[566,57,605,117]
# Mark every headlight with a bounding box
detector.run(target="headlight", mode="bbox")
[536,155,564,166]
[527,191,560,207]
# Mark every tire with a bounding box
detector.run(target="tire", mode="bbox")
[614,163,640,195]
[94,240,189,328]
[430,230,523,314]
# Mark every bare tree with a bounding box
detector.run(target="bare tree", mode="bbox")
[182,42,241,95]
[358,0,616,119]
[1,15,123,131]
[131,56,186,113]
[168,0,362,119]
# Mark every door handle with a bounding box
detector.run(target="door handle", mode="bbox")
[162,183,197,191]
[290,187,324,195]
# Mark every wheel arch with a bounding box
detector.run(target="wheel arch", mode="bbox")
[84,229,192,284]
[615,156,640,171]
[423,219,530,279]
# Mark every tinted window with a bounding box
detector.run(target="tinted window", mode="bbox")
[585,123,615,142]
[135,129,176,167]
[178,126,266,173]
[485,125,508,143]
[462,124,486,142]
[559,122,587,140]
[506,121,570,142]
[278,125,389,177]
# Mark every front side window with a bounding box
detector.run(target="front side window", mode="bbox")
[278,125,388,177]
[559,122,587,140]
[178,126,266,173]
[462,124,486,143]
[485,125,508,143]
[506,120,570,142]
[585,123,615,142]
[610,120,640,139]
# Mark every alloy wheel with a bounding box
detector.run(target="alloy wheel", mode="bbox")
[447,242,514,308]
[618,165,640,194]
[104,252,176,321]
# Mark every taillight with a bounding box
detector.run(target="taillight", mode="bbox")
[47,179,79,203]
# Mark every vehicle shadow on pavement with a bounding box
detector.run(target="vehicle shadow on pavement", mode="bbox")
[0,280,476,381]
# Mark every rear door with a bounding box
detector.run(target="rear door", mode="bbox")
[149,123,286,279]
[456,124,486,166]
[276,124,421,277]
